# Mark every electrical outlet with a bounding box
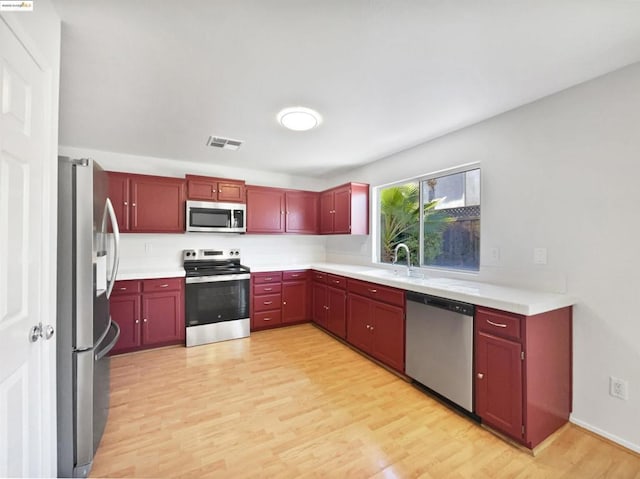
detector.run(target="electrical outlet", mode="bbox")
[489,247,500,262]
[533,247,547,265]
[610,376,629,400]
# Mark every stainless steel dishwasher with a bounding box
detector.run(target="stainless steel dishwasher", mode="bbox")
[405,291,475,413]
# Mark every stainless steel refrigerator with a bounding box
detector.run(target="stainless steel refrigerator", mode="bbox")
[57,157,121,477]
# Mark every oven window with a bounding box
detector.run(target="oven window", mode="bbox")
[190,208,230,228]
[185,279,249,326]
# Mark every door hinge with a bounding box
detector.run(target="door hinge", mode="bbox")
[521,351,525,360]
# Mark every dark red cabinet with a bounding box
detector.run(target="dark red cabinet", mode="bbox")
[285,191,318,234]
[107,172,185,233]
[312,271,347,338]
[346,279,405,372]
[475,331,523,440]
[246,187,285,233]
[110,293,141,352]
[474,305,572,449]
[319,183,369,235]
[186,174,245,203]
[246,186,319,234]
[110,278,185,355]
[251,270,310,330]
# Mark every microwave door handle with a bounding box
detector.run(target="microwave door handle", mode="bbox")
[102,198,121,298]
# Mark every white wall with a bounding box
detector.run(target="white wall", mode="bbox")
[325,62,640,452]
[57,146,328,271]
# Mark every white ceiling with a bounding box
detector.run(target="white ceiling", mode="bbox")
[53,0,640,177]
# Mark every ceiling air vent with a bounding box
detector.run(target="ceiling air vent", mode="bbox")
[206,136,244,151]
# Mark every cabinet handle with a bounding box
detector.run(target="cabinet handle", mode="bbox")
[324,305,329,310]
[265,277,272,281]
[159,284,169,288]
[263,287,273,291]
[263,317,272,321]
[135,319,139,324]
[332,280,340,284]
[368,289,377,293]
[264,301,273,305]
[132,203,136,207]
[486,319,507,328]
[124,201,128,206]
[212,188,217,193]
[291,274,299,278]
[119,287,127,291]
[143,318,147,323]
[477,373,484,379]
[283,301,287,305]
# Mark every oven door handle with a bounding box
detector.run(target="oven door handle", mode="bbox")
[186,273,251,284]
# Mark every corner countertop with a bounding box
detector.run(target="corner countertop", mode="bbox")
[253,262,576,316]
[116,261,576,316]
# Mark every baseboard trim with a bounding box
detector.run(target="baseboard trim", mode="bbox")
[570,417,640,456]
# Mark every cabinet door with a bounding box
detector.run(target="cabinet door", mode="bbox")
[285,191,318,234]
[282,281,307,323]
[332,185,352,234]
[371,301,405,372]
[107,172,130,232]
[312,282,327,328]
[110,294,141,354]
[217,181,245,203]
[246,187,285,233]
[346,294,373,354]
[142,291,184,345]
[319,191,334,233]
[187,178,217,201]
[476,331,523,440]
[326,287,347,338]
[131,176,185,232]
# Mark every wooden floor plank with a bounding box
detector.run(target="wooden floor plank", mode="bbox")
[91,324,640,478]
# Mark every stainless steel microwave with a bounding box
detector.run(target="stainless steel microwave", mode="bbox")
[186,200,246,233]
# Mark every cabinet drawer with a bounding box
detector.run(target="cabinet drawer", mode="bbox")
[253,310,282,327]
[252,272,283,284]
[476,306,522,341]
[327,274,346,289]
[282,270,309,281]
[348,279,404,307]
[254,293,282,312]
[143,277,183,293]
[112,280,142,295]
[254,283,282,295]
[312,271,327,283]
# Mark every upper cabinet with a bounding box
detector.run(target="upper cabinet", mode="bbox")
[185,174,246,203]
[246,186,318,234]
[319,182,369,235]
[108,172,185,233]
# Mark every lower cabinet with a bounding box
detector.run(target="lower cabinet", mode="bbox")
[251,270,311,330]
[311,272,347,338]
[346,279,405,373]
[474,305,572,449]
[110,277,185,355]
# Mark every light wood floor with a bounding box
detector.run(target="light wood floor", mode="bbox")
[91,324,640,478]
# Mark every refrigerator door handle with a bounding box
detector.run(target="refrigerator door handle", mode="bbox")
[95,320,121,361]
[102,198,120,298]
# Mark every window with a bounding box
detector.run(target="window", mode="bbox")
[378,166,480,271]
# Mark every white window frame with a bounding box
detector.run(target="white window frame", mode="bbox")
[372,162,481,273]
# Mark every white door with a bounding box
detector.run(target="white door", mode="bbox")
[0,17,56,478]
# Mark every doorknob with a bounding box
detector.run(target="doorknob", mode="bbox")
[29,323,55,342]
[29,323,43,342]
[44,324,55,340]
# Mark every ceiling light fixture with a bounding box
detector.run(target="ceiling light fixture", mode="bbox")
[277,107,322,131]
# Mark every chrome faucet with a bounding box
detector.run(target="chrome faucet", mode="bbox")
[392,243,412,275]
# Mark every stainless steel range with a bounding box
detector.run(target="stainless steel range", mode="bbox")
[183,249,250,347]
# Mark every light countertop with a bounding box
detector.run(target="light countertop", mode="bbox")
[117,261,575,316]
